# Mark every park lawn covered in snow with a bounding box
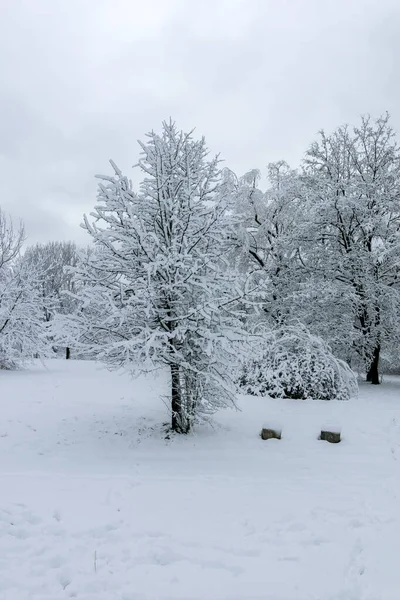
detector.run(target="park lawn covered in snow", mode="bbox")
[1,361,400,600]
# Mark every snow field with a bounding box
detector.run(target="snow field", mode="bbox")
[1,360,400,599]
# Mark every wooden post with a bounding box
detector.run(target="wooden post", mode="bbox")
[320,430,341,443]
[260,427,281,440]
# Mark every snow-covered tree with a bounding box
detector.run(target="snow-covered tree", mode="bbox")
[66,121,250,433]
[0,210,48,369]
[232,115,400,384]
[23,241,79,358]
[228,161,306,330]
[23,241,79,321]
[303,113,400,383]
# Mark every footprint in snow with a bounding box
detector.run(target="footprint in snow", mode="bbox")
[22,511,41,525]
[53,509,62,522]
[58,574,72,590]
[9,527,30,539]
[49,555,65,569]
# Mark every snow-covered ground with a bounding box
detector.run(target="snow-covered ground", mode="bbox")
[1,361,400,599]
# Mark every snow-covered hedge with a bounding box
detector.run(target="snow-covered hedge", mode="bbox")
[239,326,358,401]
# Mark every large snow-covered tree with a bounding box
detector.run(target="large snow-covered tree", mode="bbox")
[0,210,48,368]
[67,121,249,432]
[231,115,400,384]
[303,114,400,383]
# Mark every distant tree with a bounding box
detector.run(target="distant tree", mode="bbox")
[66,121,250,432]
[0,210,47,369]
[23,241,79,358]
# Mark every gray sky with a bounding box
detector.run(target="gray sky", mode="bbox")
[1,0,399,246]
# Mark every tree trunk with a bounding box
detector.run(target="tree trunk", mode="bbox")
[66,347,71,360]
[171,364,189,433]
[367,344,380,385]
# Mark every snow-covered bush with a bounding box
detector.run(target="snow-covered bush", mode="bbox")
[239,325,358,401]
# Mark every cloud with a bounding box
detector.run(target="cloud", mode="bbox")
[0,0,399,245]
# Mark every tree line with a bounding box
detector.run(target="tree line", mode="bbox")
[1,114,399,432]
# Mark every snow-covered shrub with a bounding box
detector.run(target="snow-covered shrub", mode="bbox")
[239,325,358,401]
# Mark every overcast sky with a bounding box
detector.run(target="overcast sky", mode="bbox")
[1,0,400,246]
